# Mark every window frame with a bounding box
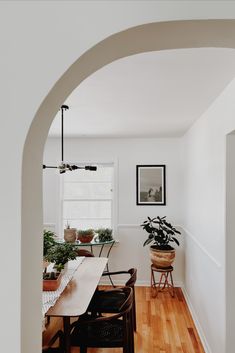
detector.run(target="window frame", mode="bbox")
[58,160,118,238]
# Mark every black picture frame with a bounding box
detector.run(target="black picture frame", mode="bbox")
[136,165,166,205]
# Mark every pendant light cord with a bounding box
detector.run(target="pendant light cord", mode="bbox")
[61,105,69,163]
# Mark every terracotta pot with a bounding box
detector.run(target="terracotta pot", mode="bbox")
[64,228,77,243]
[77,233,94,243]
[150,246,175,268]
[43,272,62,291]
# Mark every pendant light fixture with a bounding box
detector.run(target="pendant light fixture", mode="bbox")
[43,105,97,174]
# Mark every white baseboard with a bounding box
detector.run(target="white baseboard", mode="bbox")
[182,286,212,353]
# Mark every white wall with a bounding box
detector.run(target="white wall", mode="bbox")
[43,137,185,285]
[183,78,235,353]
[225,132,235,351]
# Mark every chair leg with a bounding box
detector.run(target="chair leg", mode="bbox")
[133,289,137,331]
[80,345,87,353]
[123,310,133,353]
[130,309,135,353]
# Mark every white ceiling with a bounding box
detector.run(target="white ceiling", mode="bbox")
[49,48,235,138]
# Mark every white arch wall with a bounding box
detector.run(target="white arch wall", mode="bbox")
[1,2,235,353]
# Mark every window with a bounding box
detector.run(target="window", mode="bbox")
[60,163,115,235]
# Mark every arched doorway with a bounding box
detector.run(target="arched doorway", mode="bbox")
[22,20,235,353]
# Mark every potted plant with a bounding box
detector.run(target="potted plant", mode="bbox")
[64,221,77,243]
[44,243,77,272]
[77,229,95,243]
[43,230,56,257]
[141,216,181,268]
[43,230,56,270]
[95,228,113,242]
[43,271,62,291]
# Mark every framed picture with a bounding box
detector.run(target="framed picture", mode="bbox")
[136,165,166,205]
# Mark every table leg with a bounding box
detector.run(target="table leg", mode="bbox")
[98,244,105,257]
[105,242,115,286]
[63,316,71,353]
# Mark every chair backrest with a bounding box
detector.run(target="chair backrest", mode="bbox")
[71,287,133,330]
[125,268,137,288]
[70,287,134,352]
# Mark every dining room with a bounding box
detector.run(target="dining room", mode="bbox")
[40,45,235,353]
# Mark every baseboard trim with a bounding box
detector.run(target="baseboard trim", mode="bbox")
[182,286,212,353]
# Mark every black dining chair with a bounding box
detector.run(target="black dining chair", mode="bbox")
[42,330,64,353]
[70,287,134,353]
[90,268,137,331]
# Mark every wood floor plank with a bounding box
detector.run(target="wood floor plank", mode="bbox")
[43,287,205,353]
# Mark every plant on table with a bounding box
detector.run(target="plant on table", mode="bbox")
[64,221,77,243]
[43,271,60,280]
[44,243,77,272]
[95,228,113,242]
[43,271,62,291]
[141,216,181,268]
[43,230,56,257]
[77,229,95,243]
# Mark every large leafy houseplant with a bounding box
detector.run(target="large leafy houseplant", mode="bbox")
[141,216,181,250]
[141,216,181,268]
[45,243,77,272]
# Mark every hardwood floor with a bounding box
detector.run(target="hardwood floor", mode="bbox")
[43,286,205,353]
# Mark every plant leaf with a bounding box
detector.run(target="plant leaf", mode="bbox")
[143,238,153,246]
[171,237,180,246]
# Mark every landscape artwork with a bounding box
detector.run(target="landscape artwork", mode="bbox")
[136,165,166,205]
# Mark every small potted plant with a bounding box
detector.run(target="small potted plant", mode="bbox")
[44,243,77,272]
[64,221,77,243]
[141,216,181,268]
[43,230,56,270]
[43,230,56,257]
[95,228,113,242]
[43,271,62,291]
[77,229,95,243]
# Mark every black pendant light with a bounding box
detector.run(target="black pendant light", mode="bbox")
[43,105,97,174]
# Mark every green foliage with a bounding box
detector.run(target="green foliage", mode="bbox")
[78,229,94,237]
[43,230,56,257]
[141,216,181,250]
[43,271,60,280]
[96,228,113,242]
[44,243,77,271]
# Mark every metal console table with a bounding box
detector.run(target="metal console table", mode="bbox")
[56,238,116,285]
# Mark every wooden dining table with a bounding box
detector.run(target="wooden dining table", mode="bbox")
[46,257,108,353]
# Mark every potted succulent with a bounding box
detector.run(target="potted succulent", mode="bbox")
[44,243,77,272]
[77,229,95,243]
[95,228,113,242]
[141,216,181,268]
[43,271,62,291]
[64,221,77,243]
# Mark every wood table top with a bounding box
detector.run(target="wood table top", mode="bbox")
[46,257,107,317]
